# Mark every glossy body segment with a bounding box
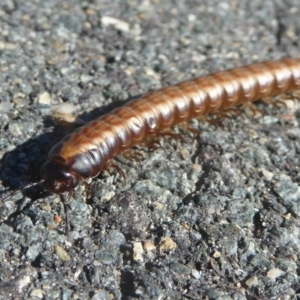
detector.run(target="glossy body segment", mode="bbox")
[41,58,300,193]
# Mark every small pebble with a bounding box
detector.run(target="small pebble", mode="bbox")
[245,276,259,287]
[54,245,70,261]
[213,251,221,258]
[51,103,78,123]
[30,289,44,299]
[159,237,177,251]
[101,16,130,32]
[17,275,31,293]
[143,241,156,252]
[133,242,144,262]
[38,91,52,105]
[191,269,201,279]
[267,268,285,280]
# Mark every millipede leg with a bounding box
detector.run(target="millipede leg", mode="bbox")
[243,102,263,118]
[82,181,92,199]
[262,96,287,110]
[204,108,242,128]
[139,138,164,151]
[121,149,145,162]
[201,115,224,127]
[120,149,145,172]
[178,123,201,140]
[60,194,69,235]
[105,162,127,184]
[290,90,300,100]
[159,128,185,142]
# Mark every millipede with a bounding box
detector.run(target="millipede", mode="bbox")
[2,57,300,232]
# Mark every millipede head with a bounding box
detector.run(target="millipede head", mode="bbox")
[40,160,81,194]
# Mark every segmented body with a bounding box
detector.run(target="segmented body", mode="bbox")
[41,58,300,194]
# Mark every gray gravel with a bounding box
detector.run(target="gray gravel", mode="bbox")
[0,0,300,299]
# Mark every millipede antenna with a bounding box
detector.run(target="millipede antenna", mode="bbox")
[1,179,45,202]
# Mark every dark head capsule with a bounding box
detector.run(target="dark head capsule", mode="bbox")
[40,160,81,194]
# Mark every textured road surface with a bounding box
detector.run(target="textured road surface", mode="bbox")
[0,0,300,299]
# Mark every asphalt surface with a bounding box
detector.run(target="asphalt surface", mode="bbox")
[0,0,300,299]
